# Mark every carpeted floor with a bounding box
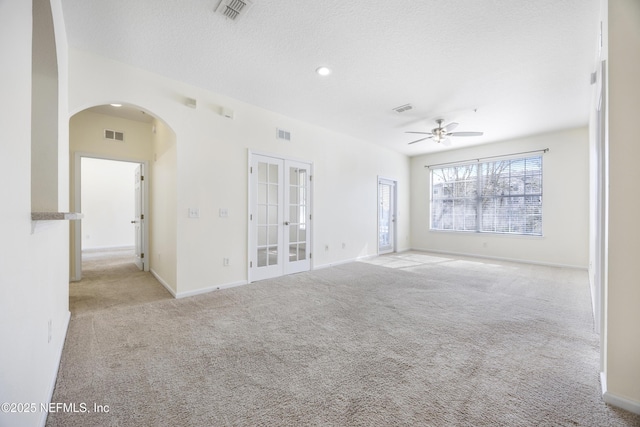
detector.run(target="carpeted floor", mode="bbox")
[47,251,640,426]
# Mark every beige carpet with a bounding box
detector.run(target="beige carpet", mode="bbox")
[47,251,640,426]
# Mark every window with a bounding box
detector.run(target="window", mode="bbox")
[431,156,542,236]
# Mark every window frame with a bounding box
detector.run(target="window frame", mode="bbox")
[430,155,543,236]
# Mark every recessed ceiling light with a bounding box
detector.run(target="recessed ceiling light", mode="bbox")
[110,103,122,107]
[315,66,332,76]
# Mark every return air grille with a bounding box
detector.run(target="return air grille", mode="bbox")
[215,0,253,21]
[276,128,291,141]
[104,129,124,142]
[392,103,413,113]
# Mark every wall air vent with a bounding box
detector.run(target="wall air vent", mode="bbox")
[392,103,413,113]
[104,129,124,142]
[276,128,291,141]
[215,0,254,21]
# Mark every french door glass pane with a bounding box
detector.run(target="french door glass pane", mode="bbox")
[257,161,279,267]
[379,183,391,248]
[288,166,307,262]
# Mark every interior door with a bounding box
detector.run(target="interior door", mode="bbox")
[250,155,284,281]
[133,164,144,270]
[378,178,396,254]
[284,160,311,275]
[250,154,312,281]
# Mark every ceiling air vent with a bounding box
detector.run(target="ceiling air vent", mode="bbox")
[392,103,413,113]
[215,0,253,21]
[104,129,124,142]
[276,128,291,141]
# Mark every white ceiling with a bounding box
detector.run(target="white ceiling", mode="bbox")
[60,0,600,156]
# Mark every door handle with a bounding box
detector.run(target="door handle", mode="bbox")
[284,221,290,225]
[131,220,138,224]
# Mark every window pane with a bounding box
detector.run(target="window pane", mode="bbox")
[258,184,267,204]
[268,184,278,204]
[268,205,278,225]
[258,226,267,246]
[258,162,268,183]
[289,244,298,261]
[289,225,297,243]
[268,246,278,265]
[257,248,267,267]
[525,173,542,194]
[268,226,278,245]
[257,206,267,224]
[269,164,278,184]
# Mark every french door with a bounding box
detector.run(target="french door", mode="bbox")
[249,154,312,282]
[378,178,396,254]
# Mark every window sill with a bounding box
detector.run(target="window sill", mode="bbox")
[428,229,544,239]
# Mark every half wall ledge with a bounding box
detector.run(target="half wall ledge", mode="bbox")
[31,212,84,221]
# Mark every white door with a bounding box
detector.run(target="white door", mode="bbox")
[133,164,144,270]
[378,178,396,254]
[284,160,311,275]
[250,154,312,281]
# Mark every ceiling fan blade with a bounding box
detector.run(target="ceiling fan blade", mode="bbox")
[450,131,483,137]
[408,136,433,145]
[443,122,459,132]
[441,138,452,146]
[405,131,431,135]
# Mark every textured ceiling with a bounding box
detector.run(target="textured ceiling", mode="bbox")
[60,0,600,156]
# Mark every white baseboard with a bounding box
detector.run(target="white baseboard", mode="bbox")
[601,371,640,415]
[314,254,377,270]
[175,280,248,299]
[40,310,71,427]
[410,248,587,270]
[150,269,177,298]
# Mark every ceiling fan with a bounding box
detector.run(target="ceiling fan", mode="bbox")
[406,119,483,145]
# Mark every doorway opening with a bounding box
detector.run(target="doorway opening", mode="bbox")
[73,156,148,281]
[378,177,397,254]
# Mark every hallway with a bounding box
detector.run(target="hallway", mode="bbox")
[71,248,172,316]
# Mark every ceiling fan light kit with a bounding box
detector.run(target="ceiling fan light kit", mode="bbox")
[406,118,483,145]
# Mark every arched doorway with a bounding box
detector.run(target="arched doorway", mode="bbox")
[69,103,177,295]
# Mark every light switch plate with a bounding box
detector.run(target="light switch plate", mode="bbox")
[219,208,228,218]
[188,208,200,218]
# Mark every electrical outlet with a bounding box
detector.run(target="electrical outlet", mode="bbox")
[219,208,229,218]
[188,208,200,218]
[325,245,329,251]
[223,258,230,266]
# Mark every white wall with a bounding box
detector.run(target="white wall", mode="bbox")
[410,127,589,268]
[68,49,411,296]
[81,158,138,250]
[150,117,178,292]
[0,1,71,426]
[601,0,640,413]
